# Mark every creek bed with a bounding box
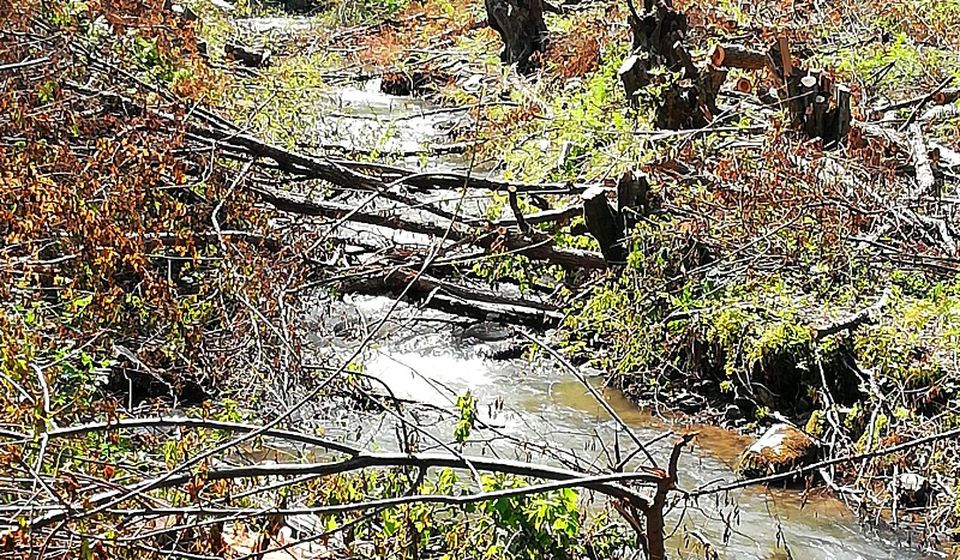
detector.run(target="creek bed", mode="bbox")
[297,295,933,560]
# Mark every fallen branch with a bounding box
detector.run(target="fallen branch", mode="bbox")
[899,76,954,131]
[0,416,356,455]
[709,44,767,70]
[98,471,646,521]
[29,449,659,529]
[874,86,960,113]
[909,122,936,198]
[813,288,890,340]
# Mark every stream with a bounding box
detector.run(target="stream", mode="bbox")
[299,82,932,560]
[301,295,931,560]
[232,16,940,558]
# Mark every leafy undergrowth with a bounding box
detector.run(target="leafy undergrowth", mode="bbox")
[0,0,316,555]
[3,2,259,410]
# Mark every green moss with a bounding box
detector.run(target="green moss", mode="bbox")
[805,409,825,437]
[819,31,960,101]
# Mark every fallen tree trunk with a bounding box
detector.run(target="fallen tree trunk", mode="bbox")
[328,158,590,195]
[338,267,564,327]
[251,185,608,269]
[70,82,598,202]
[487,204,581,228]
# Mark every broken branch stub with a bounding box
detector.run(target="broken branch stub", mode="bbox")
[646,433,697,560]
[485,0,548,73]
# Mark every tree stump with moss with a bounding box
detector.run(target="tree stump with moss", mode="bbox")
[484,0,548,74]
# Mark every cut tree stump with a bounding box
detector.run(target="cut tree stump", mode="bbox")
[619,0,687,108]
[485,0,548,73]
[626,0,687,60]
[617,170,649,234]
[622,0,724,128]
[932,88,960,105]
[766,37,851,148]
[619,54,649,106]
[582,171,652,265]
[583,186,624,263]
[224,42,271,68]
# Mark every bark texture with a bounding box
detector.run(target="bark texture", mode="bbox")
[485,0,548,73]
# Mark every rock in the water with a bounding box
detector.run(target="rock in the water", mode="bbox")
[723,404,742,421]
[735,423,818,479]
[673,390,706,413]
[457,319,513,342]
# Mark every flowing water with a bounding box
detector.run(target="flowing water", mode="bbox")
[234,18,944,557]
[302,295,934,560]
[292,85,937,560]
